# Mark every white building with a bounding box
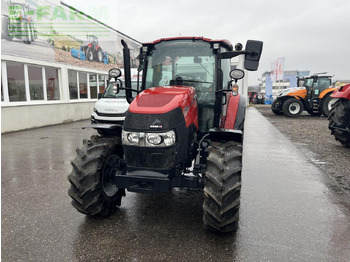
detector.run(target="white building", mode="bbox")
[1,0,140,133]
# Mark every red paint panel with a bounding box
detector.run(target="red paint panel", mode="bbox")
[331,84,350,100]
[223,94,240,129]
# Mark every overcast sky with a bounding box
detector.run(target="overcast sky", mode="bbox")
[63,0,350,85]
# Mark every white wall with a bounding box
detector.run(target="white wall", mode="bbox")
[1,102,95,133]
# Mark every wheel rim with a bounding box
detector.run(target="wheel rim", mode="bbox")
[328,98,338,111]
[102,154,120,197]
[289,102,301,114]
[98,51,103,61]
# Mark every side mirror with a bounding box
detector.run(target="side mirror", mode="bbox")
[113,79,123,94]
[244,40,263,71]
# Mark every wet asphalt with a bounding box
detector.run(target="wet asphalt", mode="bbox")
[2,107,350,262]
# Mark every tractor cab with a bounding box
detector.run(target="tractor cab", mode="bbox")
[303,74,333,111]
[122,37,262,132]
[303,74,332,98]
[87,35,99,47]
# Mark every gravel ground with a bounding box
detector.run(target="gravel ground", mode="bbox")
[254,105,350,201]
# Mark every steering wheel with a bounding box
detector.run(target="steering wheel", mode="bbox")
[173,74,196,84]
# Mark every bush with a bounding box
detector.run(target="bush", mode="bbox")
[62,45,66,51]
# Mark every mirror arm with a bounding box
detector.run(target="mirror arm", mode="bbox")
[218,51,245,59]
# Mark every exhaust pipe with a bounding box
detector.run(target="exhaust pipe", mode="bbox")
[121,39,133,104]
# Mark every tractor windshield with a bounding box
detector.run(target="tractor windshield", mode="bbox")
[303,78,314,88]
[144,40,216,104]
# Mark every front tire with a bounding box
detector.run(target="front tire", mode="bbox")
[282,98,303,117]
[86,47,94,61]
[68,136,126,216]
[271,99,284,115]
[328,99,350,147]
[203,141,242,233]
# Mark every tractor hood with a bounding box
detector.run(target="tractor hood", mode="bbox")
[277,86,306,97]
[94,98,129,114]
[128,86,196,114]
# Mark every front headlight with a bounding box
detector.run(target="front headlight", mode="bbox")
[127,132,139,144]
[146,133,162,145]
[163,130,176,146]
[145,130,176,147]
[123,130,176,147]
[122,130,140,145]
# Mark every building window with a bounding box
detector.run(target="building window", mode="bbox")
[7,61,26,102]
[28,65,44,100]
[1,82,4,101]
[79,72,88,99]
[45,67,60,100]
[68,70,78,99]
[99,75,106,94]
[89,74,97,99]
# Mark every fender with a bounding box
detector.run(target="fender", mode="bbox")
[331,84,350,100]
[222,94,246,130]
[319,87,337,99]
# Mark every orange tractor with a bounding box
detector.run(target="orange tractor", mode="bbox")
[271,73,337,117]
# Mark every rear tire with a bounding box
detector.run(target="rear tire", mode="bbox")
[282,98,303,117]
[328,99,350,147]
[322,94,338,117]
[68,136,126,216]
[97,48,103,62]
[203,141,242,233]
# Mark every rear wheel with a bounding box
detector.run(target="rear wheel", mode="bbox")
[282,98,303,117]
[68,136,126,216]
[203,141,242,233]
[328,99,350,147]
[97,48,103,62]
[271,99,284,115]
[322,94,338,117]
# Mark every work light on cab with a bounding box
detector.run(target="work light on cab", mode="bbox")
[108,68,122,78]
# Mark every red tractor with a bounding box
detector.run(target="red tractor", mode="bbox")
[328,84,350,147]
[81,35,104,62]
[68,37,263,233]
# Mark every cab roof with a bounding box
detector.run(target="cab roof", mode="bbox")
[143,37,233,51]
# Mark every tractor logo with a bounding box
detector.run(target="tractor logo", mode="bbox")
[150,119,163,129]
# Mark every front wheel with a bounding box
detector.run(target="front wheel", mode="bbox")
[203,141,242,233]
[22,22,32,44]
[282,98,303,117]
[328,99,350,147]
[271,99,284,115]
[68,136,126,216]
[86,47,94,61]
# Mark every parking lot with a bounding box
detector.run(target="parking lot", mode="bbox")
[2,107,350,261]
